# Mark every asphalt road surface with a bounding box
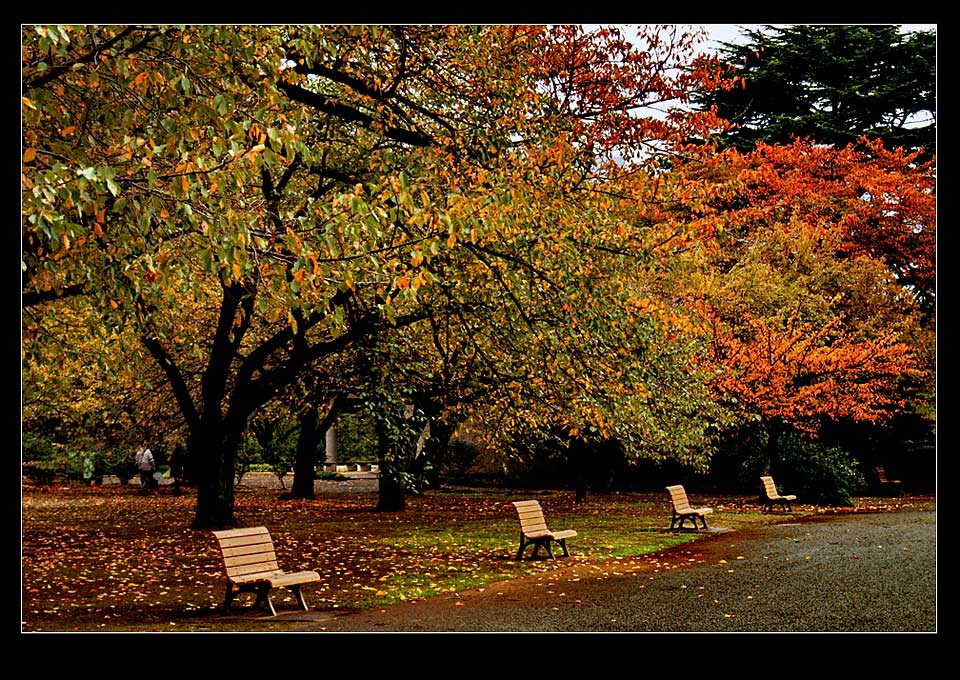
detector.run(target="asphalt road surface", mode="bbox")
[292,500,936,633]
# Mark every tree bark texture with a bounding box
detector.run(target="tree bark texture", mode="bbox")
[291,404,320,499]
[190,422,239,530]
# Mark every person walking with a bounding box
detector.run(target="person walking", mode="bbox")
[135,446,156,494]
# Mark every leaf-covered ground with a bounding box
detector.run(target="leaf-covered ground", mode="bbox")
[21,477,922,633]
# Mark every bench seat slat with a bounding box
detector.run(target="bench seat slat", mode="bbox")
[215,535,275,549]
[523,529,552,538]
[265,570,322,587]
[213,527,272,539]
[517,513,547,525]
[551,529,577,540]
[230,569,286,583]
[517,509,547,520]
[220,544,277,557]
[224,560,279,572]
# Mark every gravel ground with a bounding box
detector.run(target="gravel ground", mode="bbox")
[238,471,380,493]
[289,499,936,633]
[105,471,381,493]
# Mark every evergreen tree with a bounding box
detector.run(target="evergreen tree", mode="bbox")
[696,25,936,157]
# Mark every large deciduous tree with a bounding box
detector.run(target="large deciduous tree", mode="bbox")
[663,139,934,474]
[22,25,730,526]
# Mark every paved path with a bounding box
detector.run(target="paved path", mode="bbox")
[291,500,936,632]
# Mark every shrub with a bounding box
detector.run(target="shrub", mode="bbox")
[22,431,57,464]
[733,430,866,507]
[103,450,138,484]
[235,434,263,486]
[775,434,866,506]
[335,410,378,463]
[443,438,481,477]
[22,432,71,483]
[22,460,56,485]
[23,431,145,485]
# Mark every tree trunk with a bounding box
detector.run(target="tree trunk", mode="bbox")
[571,438,589,504]
[377,472,406,511]
[374,412,407,511]
[575,479,588,504]
[291,404,320,499]
[761,423,780,476]
[758,421,781,503]
[190,421,240,530]
[421,417,455,489]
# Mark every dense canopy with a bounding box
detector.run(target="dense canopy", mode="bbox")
[22,24,935,526]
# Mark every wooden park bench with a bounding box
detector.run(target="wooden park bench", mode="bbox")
[665,485,713,531]
[211,526,321,616]
[875,467,903,495]
[760,475,797,513]
[511,500,577,560]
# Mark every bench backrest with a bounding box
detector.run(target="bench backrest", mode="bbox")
[512,500,549,535]
[212,526,280,579]
[760,476,779,497]
[876,467,890,483]
[665,485,692,512]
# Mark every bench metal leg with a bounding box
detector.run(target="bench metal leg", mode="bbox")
[222,584,236,614]
[672,514,707,531]
[253,585,277,616]
[224,582,276,616]
[517,536,563,561]
[516,535,527,561]
[764,499,792,513]
[291,585,310,611]
[530,539,556,560]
